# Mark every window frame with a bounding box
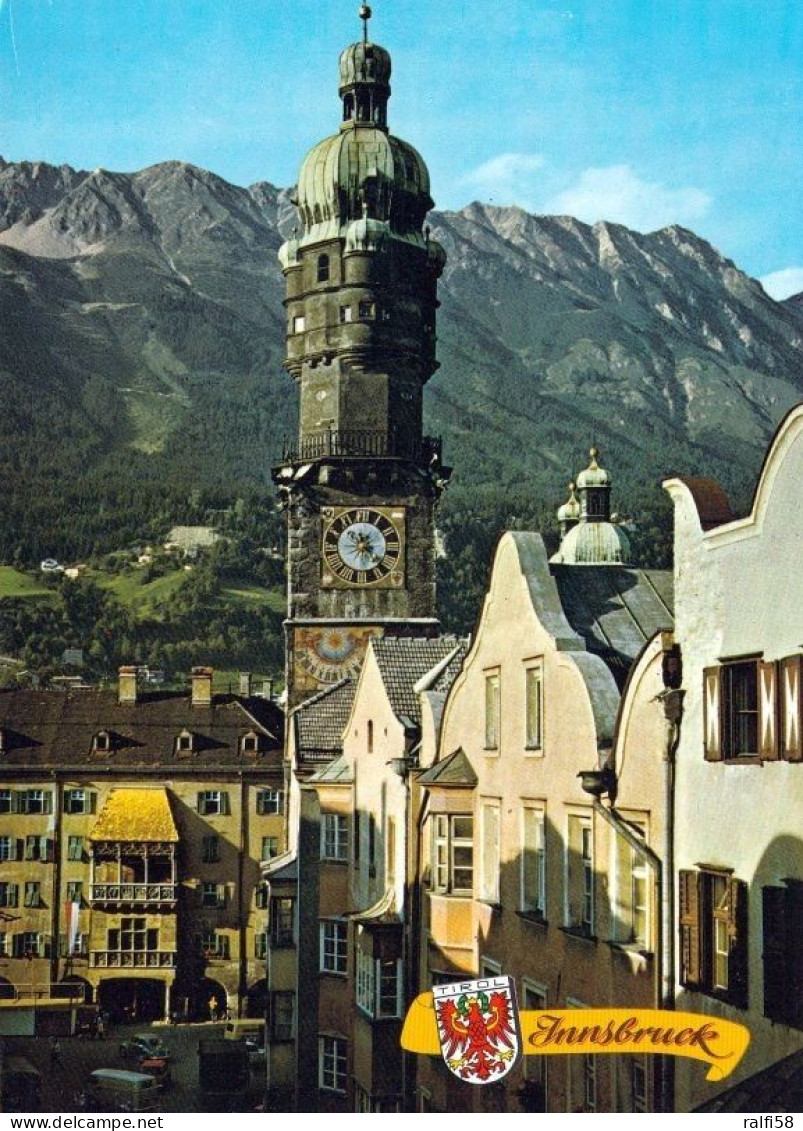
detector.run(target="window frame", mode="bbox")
[198,790,229,816]
[565,814,595,936]
[484,669,501,751]
[202,834,220,863]
[679,868,748,1007]
[256,788,284,816]
[201,881,226,909]
[318,1034,347,1093]
[524,661,544,751]
[521,804,547,919]
[321,813,348,861]
[479,799,501,904]
[270,897,295,948]
[319,919,348,975]
[432,813,474,896]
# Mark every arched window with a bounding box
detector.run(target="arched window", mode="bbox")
[343,95,354,121]
[367,720,374,754]
[317,254,330,283]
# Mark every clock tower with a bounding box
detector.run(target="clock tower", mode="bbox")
[273,5,450,709]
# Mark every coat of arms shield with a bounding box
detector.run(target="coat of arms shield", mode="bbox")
[432,975,521,1084]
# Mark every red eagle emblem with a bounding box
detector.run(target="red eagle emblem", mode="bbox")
[433,976,521,1084]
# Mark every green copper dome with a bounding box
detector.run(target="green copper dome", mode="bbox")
[557,481,581,523]
[295,128,432,243]
[291,9,434,250]
[550,521,631,566]
[576,446,611,489]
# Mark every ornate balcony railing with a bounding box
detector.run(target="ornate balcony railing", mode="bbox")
[90,883,177,906]
[90,951,176,969]
[280,430,442,465]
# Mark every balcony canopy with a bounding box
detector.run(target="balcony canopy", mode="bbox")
[90,788,178,843]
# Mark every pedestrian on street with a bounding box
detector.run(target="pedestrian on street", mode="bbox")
[208,995,218,1022]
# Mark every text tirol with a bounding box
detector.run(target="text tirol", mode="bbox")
[521,1009,750,1081]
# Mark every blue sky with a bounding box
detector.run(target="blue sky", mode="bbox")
[1,0,802,297]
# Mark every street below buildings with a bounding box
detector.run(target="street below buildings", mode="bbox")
[5,1021,266,1113]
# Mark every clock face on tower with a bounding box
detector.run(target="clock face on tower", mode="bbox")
[321,506,405,588]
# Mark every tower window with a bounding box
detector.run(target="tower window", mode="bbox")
[343,94,354,121]
[292,315,306,334]
[339,305,353,323]
[358,300,376,320]
[317,254,330,283]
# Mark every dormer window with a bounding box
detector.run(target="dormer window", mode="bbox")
[93,730,111,753]
[241,731,260,755]
[176,730,195,754]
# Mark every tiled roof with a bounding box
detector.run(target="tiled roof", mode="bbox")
[90,788,178,842]
[669,476,734,530]
[292,679,355,754]
[551,565,674,688]
[0,688,283,768]
[694,1047,803,1113]
[418,747,477,787]
[371,636,467,726]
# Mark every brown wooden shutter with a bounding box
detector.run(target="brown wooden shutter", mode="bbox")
[762,885,787,1022]
[727,877,749,1009]
[678,870,701,987]
[703,667,722,761]
[780,655,803,761]
[759,661,779,760]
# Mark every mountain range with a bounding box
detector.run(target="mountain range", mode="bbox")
[1,156,802,563]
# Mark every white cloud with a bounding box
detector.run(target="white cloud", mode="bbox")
[759,267,803,302]
[458,153,546,207]
[543,164,712,232]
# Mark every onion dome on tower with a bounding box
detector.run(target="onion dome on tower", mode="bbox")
[551,448,631,565]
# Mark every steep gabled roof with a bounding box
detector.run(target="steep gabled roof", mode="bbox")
[371,636,466,727]
[0,688,283,768]
[291,678,355,755]
[551,564,674,688]
[418,746,477,787]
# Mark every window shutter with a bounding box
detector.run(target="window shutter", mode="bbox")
[758,661,779,760]
[197,792,203,813]
[703,667,722,761]
[10,791,18,814]
[727,878,748,1009]
[256,792,265,816]
[89,791,97,814]
[9,884,18,908]
[780,656,803,761]
[221,792,230,816]
[43,792,53,815]
[678,870,701,987]
[762,886,787,1022]
[12,933,24,958]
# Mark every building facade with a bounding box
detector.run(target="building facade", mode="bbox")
[665,404,803,1111]
[0,667,284,1029]
[414,516,675,1113]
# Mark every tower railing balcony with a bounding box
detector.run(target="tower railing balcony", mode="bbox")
[89,950,176,969]
[280,430,442,465]
[90,882,177,908]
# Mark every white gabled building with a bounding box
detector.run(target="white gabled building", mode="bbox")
[665,403,803,1112]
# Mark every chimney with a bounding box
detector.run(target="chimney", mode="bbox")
[191,666,213,707]
[118,666,138,705]
[239,672,252,697]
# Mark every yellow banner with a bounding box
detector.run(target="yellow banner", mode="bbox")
[401,995,750,1082]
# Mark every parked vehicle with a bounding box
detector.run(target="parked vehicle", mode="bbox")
[83,1069,159,1112]
[139,1057,171,1091]
[119,1034,170,1062]
[224,1019,265,1062]
[198,1037,250,1100]
[2,1056,42,1112]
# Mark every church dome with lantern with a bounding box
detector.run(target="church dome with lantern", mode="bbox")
[286,4,438,251]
